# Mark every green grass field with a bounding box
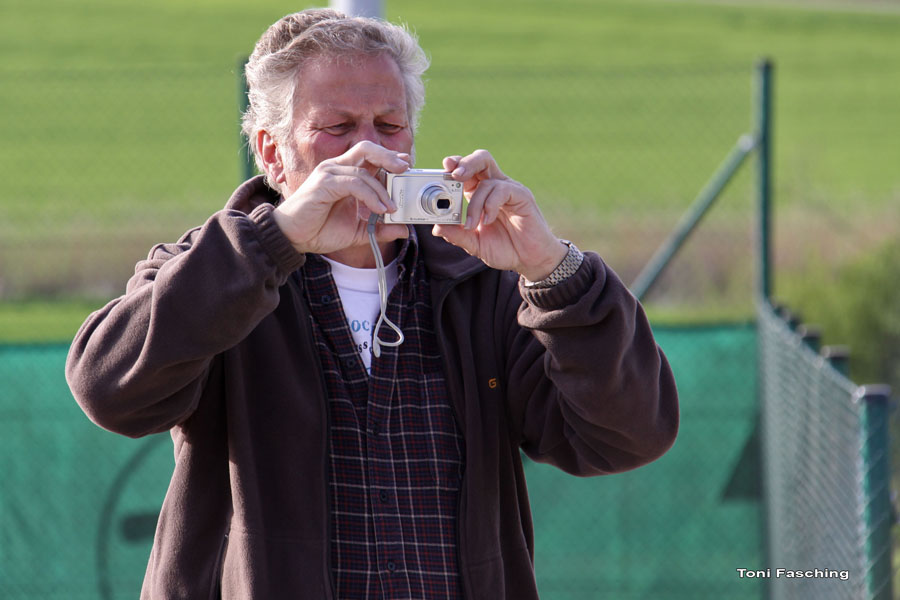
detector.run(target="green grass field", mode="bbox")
[1,0,898,340]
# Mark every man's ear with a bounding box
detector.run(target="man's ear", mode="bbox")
[257,130,287,186]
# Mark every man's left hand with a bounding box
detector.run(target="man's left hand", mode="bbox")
[432,150,568,283]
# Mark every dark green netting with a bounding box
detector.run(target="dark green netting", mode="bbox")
[0,324,762,599]
[529,324,763,599]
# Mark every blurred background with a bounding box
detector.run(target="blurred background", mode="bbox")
[1,0,898,598]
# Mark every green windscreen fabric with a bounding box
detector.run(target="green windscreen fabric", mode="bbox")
[0,324,762,599]
[528,324,763,599]
[0,344,171,599]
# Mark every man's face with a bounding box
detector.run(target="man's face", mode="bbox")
[281,52,414,194]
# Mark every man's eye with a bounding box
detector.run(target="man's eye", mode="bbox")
[378,123,404,134]
[323,123,352,135]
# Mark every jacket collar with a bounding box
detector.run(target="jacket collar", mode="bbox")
[225,175,281,213]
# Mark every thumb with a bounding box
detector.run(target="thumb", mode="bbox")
[432,224,477,256]
[374,223,411,244]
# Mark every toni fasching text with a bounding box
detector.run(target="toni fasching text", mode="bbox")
[736,568,850,581]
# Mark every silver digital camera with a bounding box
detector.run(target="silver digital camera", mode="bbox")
[383,169,465,225]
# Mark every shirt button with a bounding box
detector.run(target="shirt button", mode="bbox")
[320,294,332,304]
[379,490,389,503]
[370,422,380,436]
[387,560,397,572]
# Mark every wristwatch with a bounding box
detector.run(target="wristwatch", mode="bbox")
[523,240,584,289]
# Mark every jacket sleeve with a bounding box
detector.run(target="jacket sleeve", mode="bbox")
[65,203,305,438]
[504,251,679,476]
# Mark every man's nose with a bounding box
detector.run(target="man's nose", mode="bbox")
[352,122,381,146]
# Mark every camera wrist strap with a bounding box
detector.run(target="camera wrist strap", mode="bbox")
[367,213,405,357]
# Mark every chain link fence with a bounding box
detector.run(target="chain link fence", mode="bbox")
[0,57,766,597]
[0,59,756,311]
[758,300,894,600]
[0,62,243,299]
[397,63,758,315]
[2,3,896,598]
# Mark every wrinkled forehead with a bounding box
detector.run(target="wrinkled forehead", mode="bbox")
[299,49,399,76]
[295,52,405,96]
[292,52,408,119]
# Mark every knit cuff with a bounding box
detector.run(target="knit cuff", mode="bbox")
[519,252,601,310]
[248,203,306,276]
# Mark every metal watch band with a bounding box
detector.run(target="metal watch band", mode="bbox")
[523,240,584,289]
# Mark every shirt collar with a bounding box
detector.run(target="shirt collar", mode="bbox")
[306,224,420,282]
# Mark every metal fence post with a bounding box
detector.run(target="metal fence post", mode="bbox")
[755,59,773,302]
[858,384,894,600]
[331,0,384,18]
[822,345,850,377]
[630,134,755,301]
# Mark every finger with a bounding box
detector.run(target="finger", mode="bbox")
[463,179,497,230]
[373,223,411,244]
[481,184,509,227]
[327,173,392,214]
[432,224,477,256]
[450,149,504,181]
[321,165,395,211]
[442,155,462,173]
[353,167,396,210]
[337,140,410,175]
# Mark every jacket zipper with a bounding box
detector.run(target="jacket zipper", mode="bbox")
[432,272,484,600]
[211,532,229,600]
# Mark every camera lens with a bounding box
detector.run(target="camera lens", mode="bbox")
[420,184,455,217]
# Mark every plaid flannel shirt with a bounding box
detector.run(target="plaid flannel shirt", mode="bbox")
[302,232,465,599]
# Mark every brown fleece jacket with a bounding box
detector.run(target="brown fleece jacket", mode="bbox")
[66,176,678,599]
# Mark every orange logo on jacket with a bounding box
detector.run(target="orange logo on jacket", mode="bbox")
[488,378,498,389]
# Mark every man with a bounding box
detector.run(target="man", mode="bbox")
[66,9,678,599]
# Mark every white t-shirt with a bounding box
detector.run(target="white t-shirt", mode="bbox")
[322,255,399,374]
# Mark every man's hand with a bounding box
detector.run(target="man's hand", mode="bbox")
[433,150,568,282]
[272,141,411,255]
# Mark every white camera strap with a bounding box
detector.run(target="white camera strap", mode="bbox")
[366,213,405,357]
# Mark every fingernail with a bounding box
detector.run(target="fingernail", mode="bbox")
[454,167,466,177]
[465,216,474,229]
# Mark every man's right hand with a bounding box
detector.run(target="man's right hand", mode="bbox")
[272,141,412,255]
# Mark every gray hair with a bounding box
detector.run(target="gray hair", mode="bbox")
[241,9,429,179]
